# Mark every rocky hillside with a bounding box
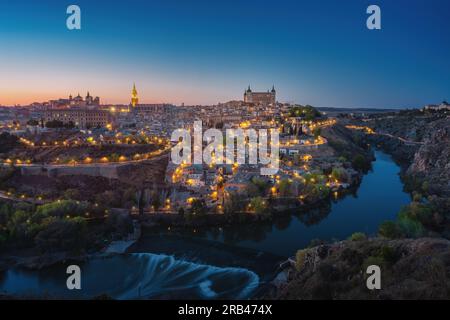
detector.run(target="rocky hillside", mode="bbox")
[363,111,448,167]
[270,237,450,300]
[321,123,374,168]
[407,117,450,197]
[354,111,449,214]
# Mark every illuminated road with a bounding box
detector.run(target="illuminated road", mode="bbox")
[1,148,170,169]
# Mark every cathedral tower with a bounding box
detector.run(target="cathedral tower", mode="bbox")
[131,83,139,107]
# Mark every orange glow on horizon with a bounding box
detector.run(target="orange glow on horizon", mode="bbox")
[0,85,233,106]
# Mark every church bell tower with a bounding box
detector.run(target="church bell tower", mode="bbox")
[131,83,139,107]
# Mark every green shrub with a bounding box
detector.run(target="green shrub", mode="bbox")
[0,231,8,246]
[249,197,270,218]
[35,200,88,220]
[397,216,424,238]
[349,232,367,241]
[362,256,385,272]
[398,202,432,227]
[278,179,293,197]
[0,132,20,153]
[34,217,87,253]
[308,238,327,248]
[412,192,423,202]
[378,221,402,239]
[185,199,207,221]
[288,105,321,120]
[378,245,398,265]
[331,167,346,181]
[249,177,269,196]
[352,154,370,171]
[295,249,308,271]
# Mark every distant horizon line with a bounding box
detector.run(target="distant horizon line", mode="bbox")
[0,102,425,111]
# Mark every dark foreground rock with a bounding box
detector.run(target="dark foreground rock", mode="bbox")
[269,237,450,300]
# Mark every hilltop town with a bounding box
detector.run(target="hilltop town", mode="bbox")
[1,87,449,300]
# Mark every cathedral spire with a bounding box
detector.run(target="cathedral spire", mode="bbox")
[131,83,139,107]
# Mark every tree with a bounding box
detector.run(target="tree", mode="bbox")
[331,167,347,182]
[63,188,82,200]
[0,132,19,153]
[6,209,37,243]
[313,127,322,139]
[378,221,402,239]
[106,212,133,236]
[249,197,270,218]
[288,105,321,121]
[35,200,88,220]
[248,177,269,196]
[45,120,65,128]
[188,199,207,218]
[26,119,39,126]
[0,203,12,226]
[224,191,243,215]
[349,232,367,241]
[352,154,370,171]
[0,167,16,188]
[34,217,87,253]
[397,215,424,238]
[278,179,293,197]
[151,194,161,211]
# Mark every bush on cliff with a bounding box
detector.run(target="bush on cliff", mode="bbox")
[349,232,367,241]
[295,249,308,271]
[352,154,371,172]
[379,221,402,239]
[398,202,432,228]
[397,215,425,238]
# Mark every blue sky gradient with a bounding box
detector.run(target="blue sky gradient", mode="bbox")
[0,0,449,107]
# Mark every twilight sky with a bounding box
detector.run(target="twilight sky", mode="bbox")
[0,0,449,108]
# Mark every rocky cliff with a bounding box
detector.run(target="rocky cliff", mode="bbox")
[270,237,450,300]
[407,118,450,197]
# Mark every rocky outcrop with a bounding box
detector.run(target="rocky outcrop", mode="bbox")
[407,118,450,197]
[355,112,449,198]
[116,153,168,187]
[368,134,418,167]
[269,237,450,300]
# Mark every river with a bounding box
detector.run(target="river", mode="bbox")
[0,150,411,299]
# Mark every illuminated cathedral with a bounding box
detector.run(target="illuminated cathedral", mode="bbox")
[131,83,139,107]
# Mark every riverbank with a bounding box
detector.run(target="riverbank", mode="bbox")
[357,111,450,238]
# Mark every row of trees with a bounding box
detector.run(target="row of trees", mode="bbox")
[44,120,75,129]
[378,196,450,239]
[0,132,19,153]
[0,201,88,251]
[0,199,132,253]
[288,105,322,121]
